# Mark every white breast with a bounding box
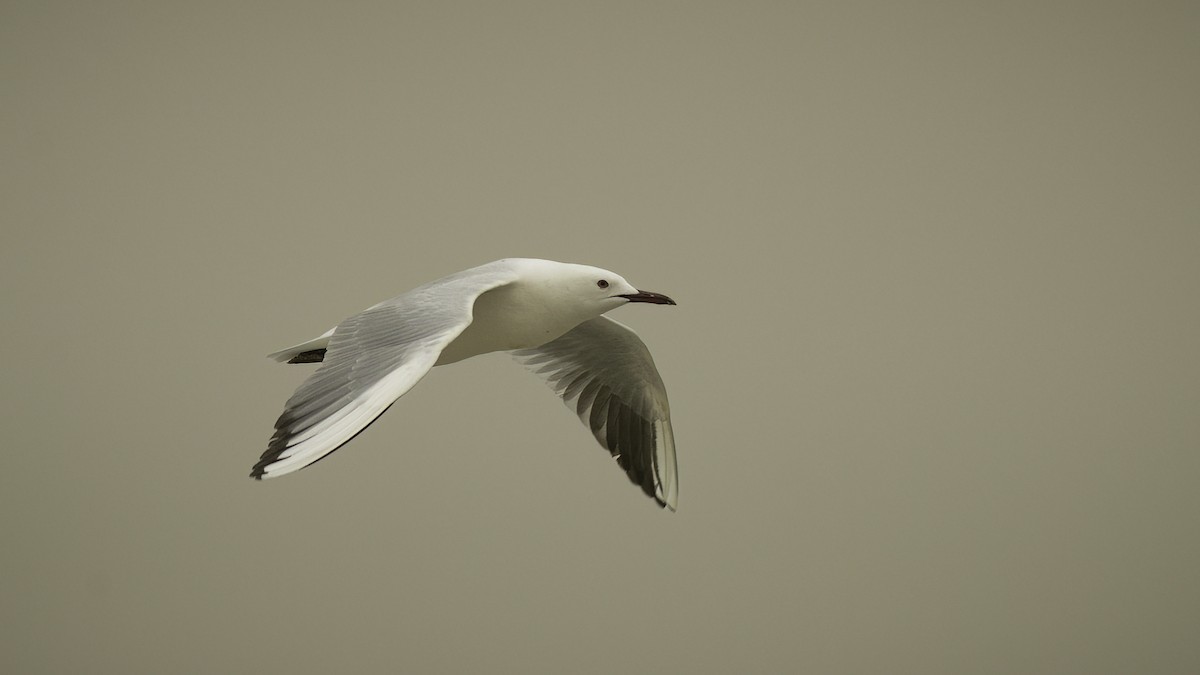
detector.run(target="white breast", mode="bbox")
[434,282,588,365]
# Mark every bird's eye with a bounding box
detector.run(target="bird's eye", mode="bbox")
[597,279,609,289]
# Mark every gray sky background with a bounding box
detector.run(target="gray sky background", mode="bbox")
[3,2,1198,673]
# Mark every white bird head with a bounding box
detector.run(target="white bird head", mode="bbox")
[514,259,677,317]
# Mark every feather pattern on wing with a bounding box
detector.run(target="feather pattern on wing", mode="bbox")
[512,316,678,510]
[252,264,520,478]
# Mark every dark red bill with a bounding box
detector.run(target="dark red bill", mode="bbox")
[619,290,676,305]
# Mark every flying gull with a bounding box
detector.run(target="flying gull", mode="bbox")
[251,258,679,510]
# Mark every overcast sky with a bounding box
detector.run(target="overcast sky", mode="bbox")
[3,2,1198,673]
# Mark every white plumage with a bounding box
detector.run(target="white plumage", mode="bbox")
[253,258,679,510]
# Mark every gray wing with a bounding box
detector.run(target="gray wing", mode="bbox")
[252,263,520,479]
[512,316,678,510]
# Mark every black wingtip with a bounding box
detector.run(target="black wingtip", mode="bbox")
[287,348,327,364]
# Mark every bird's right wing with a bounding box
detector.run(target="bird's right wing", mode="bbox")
[252,263,520,479]
[512,316,678,510]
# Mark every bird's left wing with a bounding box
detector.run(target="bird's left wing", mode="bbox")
[252,263,520,479]
[512,316,678,510]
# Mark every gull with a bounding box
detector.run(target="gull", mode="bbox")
[251,258,679,510]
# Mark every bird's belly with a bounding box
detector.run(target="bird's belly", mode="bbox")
[434,285,581,365]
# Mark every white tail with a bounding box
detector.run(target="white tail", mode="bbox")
[266,327,336,363]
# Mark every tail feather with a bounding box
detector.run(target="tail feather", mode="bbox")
[287,348,327,364]
[267,327,335,363]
